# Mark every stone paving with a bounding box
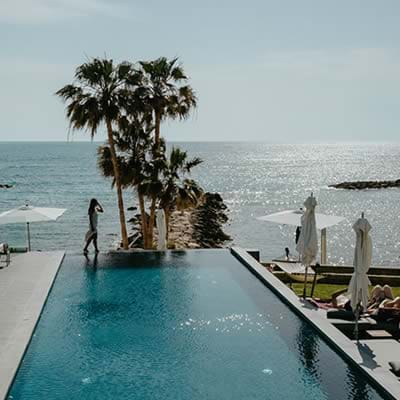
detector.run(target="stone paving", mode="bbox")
[0,251,64,400]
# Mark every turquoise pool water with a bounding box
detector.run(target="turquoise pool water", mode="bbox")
[9,250,386,399]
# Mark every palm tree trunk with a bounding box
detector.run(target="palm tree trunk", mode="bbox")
[138,191,148,247]
[154,111,161,151]
[142,110,161,249]
[106,119,129,250]
[164,208,170,241]
[145,195,157,249]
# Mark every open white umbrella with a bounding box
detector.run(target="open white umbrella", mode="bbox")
[257,209,344,264]
[156,209,167,251]
[0,204,66,251]
[296,194,318,298]
[257,209,344,230]
[348,213,372,340]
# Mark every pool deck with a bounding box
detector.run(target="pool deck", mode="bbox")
[0,251,64,400]
[232,247,400,400]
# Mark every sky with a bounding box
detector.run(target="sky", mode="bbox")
[1,1,400,142]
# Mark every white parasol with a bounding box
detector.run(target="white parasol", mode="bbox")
[296,194,318,298]
[0,204,66,251]
[348,213,372,340]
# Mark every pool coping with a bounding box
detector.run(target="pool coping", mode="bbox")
[231,246,400,400]
[0,251,65,400]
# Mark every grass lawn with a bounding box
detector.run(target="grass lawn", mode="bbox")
[290,283,400,300]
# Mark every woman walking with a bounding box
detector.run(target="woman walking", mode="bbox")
[84,199,103,254]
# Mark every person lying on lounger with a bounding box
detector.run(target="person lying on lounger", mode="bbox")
[369,294,400,321]
[378,295,400,313]
[331,284,394,312]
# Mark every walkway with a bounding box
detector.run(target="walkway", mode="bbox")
[0,251,64,400]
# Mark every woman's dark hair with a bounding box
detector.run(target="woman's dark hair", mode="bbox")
[88,198,98,215]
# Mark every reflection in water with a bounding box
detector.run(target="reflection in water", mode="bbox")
[346,367,370,400]
[296,323,321,381]
[84,253,98,268]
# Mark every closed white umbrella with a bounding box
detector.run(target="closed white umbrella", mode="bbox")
[296,194,318,298]
[156,209,167,251]
[0,204,66,251]
[348,213,372,340]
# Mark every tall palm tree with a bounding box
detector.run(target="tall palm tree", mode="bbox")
[136,57,197,245]
[56,58,140,249]
[159,147,203,240]
[98,117,155,248]
[139,57,197,150]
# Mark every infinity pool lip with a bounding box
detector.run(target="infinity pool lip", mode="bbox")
[231,247,400,400]
[0,251,65,400]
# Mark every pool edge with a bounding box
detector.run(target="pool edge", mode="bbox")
[0,251,65,400]
[231,246,400,400]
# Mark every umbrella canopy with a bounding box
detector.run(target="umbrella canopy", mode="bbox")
[257,209,344,230]
[348,216,372,312]
[258,208,344,264]
[156,209,167,251]
[0,204,66,251]
[296,196,318,266]
[0,205,66,224]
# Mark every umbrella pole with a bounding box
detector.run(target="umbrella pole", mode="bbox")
[303,265,308,299]
[27,222,31,252]
[321,228,327,264]
[354,305,360,342]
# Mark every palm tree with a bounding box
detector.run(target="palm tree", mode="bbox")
[56,58,141,249]
[159,147,203,240]
[134,58,197,245]
[139,57,197,150]
[97,116,155,248]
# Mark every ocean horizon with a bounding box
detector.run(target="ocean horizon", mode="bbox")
[1,141,400,265]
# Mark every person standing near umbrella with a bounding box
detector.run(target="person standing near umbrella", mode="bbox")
[84,199,103,255]
[295,208,303,245]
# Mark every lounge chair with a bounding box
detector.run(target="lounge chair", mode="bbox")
[329,316,377,333]
[0,243,10,268]
[9,246,28,253]
[272,261,321,286]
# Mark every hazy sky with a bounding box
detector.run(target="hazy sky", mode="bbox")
[1,1,400,142]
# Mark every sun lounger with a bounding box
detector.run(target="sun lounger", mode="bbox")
[329,316,377,333]
[272,261,320,284]
[0,243,10,268]
[9,246,28,253]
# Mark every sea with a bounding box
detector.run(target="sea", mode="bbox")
[1,141,400,265]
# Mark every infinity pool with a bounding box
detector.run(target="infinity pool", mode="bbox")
[9,250,386,399]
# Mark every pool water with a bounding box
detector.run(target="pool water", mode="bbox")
[9,250,386,399]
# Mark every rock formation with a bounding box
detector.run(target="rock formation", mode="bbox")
[126,192,231,249]
[329,179,400,190]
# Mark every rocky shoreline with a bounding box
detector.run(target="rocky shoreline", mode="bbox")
[329,179,400,190]
[127,192,231,249]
